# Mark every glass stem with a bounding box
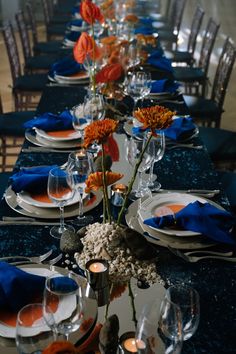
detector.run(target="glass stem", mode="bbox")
[78,189,84,218]
[59,205,65,232]
[148,160,155,187]
[137,171,143,194]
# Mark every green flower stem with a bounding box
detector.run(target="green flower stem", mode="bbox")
[117,133,152,225]
[102,144,111,223]
[91,24,96,96]
[128,280,137,329]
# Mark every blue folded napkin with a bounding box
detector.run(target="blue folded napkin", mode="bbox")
[65,30,81,42]
[163,117,196,140]
[151,79,180,94]
[49,56,83,77]
[68,19,83,27]
[132,117,195,141]
[24,110,73,131]
[135,26,154,35]
[0,262,45,312]
[10,165,57,193]
[147,53,173,72]
[143,201,236,245]
[139,17,154,26]
[49,276,78,293]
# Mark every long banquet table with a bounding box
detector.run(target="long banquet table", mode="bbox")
[0,84,236,354]
[1,0,236,349]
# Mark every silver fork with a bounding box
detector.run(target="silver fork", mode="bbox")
[168,247,236,263]
[0,249,53,264]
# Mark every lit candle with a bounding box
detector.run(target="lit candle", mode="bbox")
[88,262,107,273]
[76,149,86,158]
[111,184,128,206]
[123,338,137,353]
[112,183,127,193]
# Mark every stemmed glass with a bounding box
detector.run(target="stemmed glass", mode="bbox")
[135,299,183,354]
[43,273,84,341]
[166,285,200,341]
[72,103,91,145]
[126,71,147,111]
[67,151,94,226]
[47,166,75,239]
[127,137,153,199]
[83,93,105,122]
[16,303,55,354]
[148,132,166,191]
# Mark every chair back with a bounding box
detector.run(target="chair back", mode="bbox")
[15,11,32,62]
[2,22,22,84]
[0,96,3,114]
[26,2,38,45]
[211,38,236,111]
[198,18,220,75]
[41,0,51,25]
[171,0,186,34]
[46,0,54,19]
[187,6,205,55]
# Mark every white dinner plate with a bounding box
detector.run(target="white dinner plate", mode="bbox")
[139,193,220,237]
[5,186,102,219]
[17,188,84,209]
[0,264,97,340]
[125,198,216,249]
[25,130,81,149]
[34,128,81,142]
[54,72,89,82]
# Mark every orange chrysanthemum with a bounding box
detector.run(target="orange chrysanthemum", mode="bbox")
[85,171,123,193]
[95,63,123,83]
[134,105,175,135]
[100,35,117,46]
[73,32,102,64]
[83,118,118,148]
[80,0,104,24]
[42,341,77,354]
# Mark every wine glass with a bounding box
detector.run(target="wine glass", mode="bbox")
[72,103,91,144]
[135,299,183,354]
[16,303,55,354]
[67,151,94,226]
[166,285,200,341]
[83,93,105,122]
[127,137,153,199]
[43,273,84,341]
[148,132,166,191]
[126,71,147,110]
[47,166,75,239]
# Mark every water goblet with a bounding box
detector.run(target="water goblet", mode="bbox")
[166,285,200,341]
[83,93,105,122]
[47,166,75,239]
[148,132,166,191]
[67,151,94,226]
[127,137,153,199]
[16,303,55,354]
[135,299,182,354]
[72,103,91,144]
[126,71,147,111]
[43,273,84,341]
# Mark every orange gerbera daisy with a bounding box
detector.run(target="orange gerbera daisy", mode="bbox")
[134,105,175,135]
[80,0,104,25]
[83,118,118,148]
[85,171,123,193]
[124,14,139,23]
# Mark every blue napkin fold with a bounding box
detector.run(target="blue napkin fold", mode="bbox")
[132,117,195,141]
[49,276,78,293]
[24,110,73,131]
[151,79,180,94]
[143,201,236,245]
[49,56,83,77]
[135,26,154,35]
[68,19,83,27]
[0,262,45,312]
[65,30,81,42]
[147,52,173,73]
[10,165,57,193]
[139,17,154,26]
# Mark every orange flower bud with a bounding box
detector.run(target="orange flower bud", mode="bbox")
[80,0,104,24]
[95,63,123,83]
[73,32,102,64]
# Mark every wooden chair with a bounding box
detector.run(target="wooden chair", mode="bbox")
[41,0,67,41]
[184,38,236,128]
[169,6,205,66]
[26,2,63,56]
[15,11,58,74]
[2,22,48,111]
[0,95,35,171]
[155,0,187,50]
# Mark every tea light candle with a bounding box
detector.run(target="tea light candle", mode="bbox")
[119,332,146,354]
[111,184,128,207]
[76,149,86,158]
[88,262,107,273]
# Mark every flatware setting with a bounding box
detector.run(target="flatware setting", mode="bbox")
[168,247,236,263]
[157,189,220,198]
[22,147,74,153]
[0,251,63,266]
